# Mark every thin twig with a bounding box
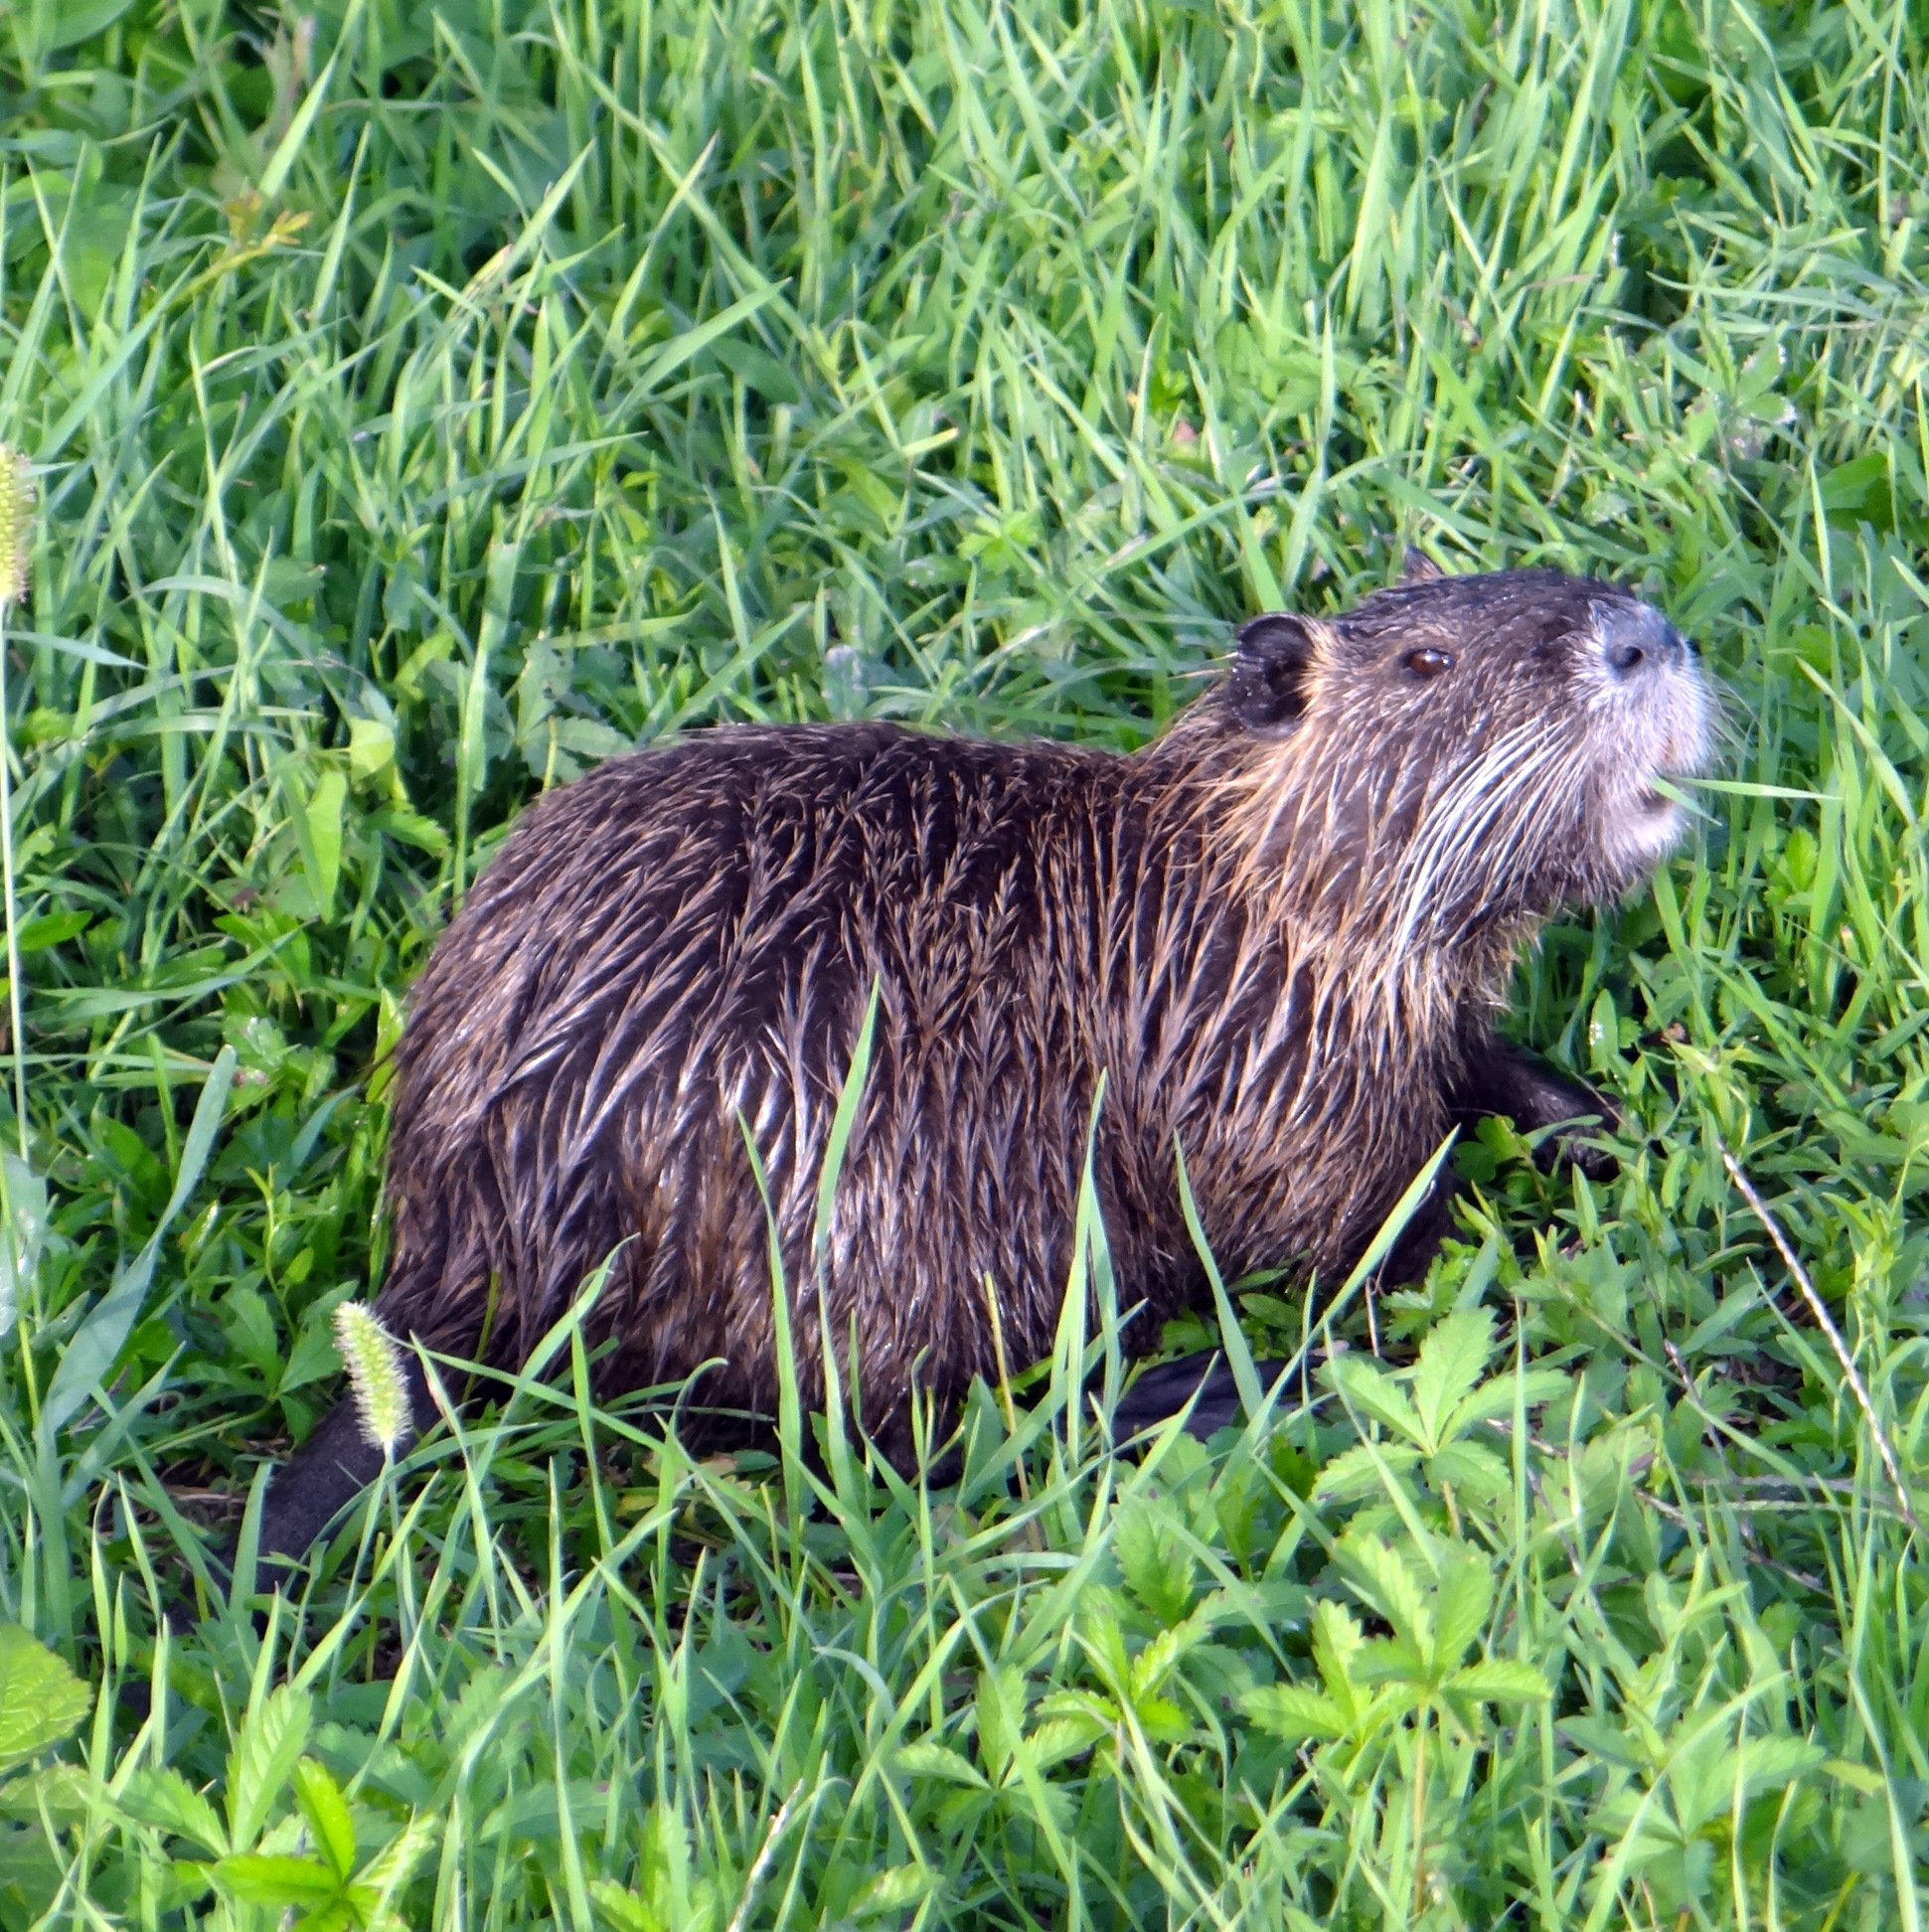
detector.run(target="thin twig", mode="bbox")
[1720,1143,1922,1540]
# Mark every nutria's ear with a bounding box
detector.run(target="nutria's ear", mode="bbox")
[1401,545,1445,583]
[1226,613,1318,728]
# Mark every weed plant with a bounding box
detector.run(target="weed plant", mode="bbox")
[0,0,1926,1925]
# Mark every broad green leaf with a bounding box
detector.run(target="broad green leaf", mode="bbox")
[13,909,88,951]
[711,338,803,404]
[24,0,137,56]
[39,1046,236,1444]
[304,768,347,919]
[0,1151,46,1341]
[348,716,395,780]
[0,1625,91,1771]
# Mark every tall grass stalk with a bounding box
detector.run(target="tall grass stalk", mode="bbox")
[0,444,30,1162]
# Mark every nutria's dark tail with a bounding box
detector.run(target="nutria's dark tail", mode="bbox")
[1112,1353,1294,1442]
[243,1358,434,1589]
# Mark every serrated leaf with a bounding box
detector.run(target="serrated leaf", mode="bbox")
[1026,1714,1108,1768]
[974,1666,1024,1782]
[213,1852,343,1907]
[1309,1600,1369,1715]
[893,1740,989,1788]
[588,1878,667,1932]
[118,1767,228,1853]
[1128,1618,1206,1700]
[1321,1353,1424,1443]
[1113,1502,1197,1626]
[1243,1684,1346,1742]
[292,1758,357,1882]
[1446,1660,1553,1703]
[1735,1735,1827,1799]
[1348,1634,1425,1688]
[0,1625,92,1771]
[1559,1715,1649,1769]
[1132,1694,1192,1742]
[1334,1532,1430,1650]
[1426,1439,1512,1501]
[227,1685,312,1851]
[0,1762,92,1826]
[362,1811,438,1920]
[1823,1756,1888,1796]
[850,1861,938,1920]
[1432,1549,1497,1670]
[1407,1308,1496,1446]
[1455,1368,1573,1429]
[1312,1440,1422,1503]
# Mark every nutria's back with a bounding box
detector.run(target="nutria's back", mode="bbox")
[382,724,1223,1442]
[372,564,1710,1455]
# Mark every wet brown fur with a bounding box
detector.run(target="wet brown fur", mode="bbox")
[361,564,1709,1464]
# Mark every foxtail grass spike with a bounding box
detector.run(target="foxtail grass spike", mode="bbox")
[333,1302,411,1456]
[0,448,31,611]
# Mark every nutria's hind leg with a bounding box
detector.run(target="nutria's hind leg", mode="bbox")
[1453,1035,1620,1179]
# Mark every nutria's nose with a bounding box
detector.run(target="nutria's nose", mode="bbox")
[1600,604,1687,677]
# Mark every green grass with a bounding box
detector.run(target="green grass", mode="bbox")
[0,0,1926,1924]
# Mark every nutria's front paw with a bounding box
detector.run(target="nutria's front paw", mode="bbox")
[1454,1039,1623,1180]
[1537,1101,1621,1181]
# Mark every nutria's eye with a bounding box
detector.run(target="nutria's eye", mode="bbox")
[1405,647,1454,680]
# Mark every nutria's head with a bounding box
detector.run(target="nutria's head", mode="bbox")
[1198,562,1712,976]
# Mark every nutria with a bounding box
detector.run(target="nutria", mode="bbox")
[247,559,1709,1568]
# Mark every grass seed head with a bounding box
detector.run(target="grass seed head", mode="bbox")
[0,447,32,611]
[333,1301,410,1455]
